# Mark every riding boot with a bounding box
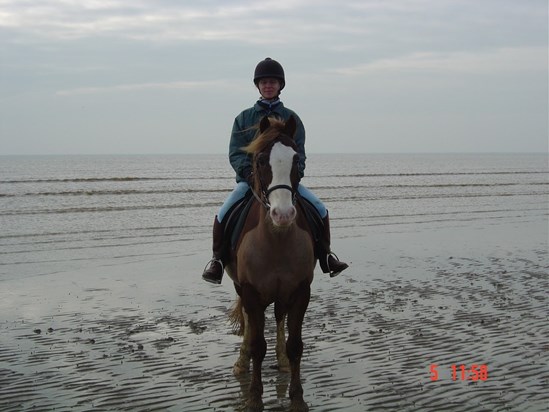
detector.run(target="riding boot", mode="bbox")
[202,216,225,285]
[318,211,349,277]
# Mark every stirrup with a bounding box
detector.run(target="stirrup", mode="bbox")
[326,252,347,278]
[202,258,224,284]
[203,258,224,274]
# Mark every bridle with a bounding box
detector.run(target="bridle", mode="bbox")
[251,175,297,210]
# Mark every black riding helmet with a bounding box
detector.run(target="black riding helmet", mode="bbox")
[253,58,285,91]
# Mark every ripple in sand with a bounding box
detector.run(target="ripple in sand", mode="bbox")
[1,254,548,411]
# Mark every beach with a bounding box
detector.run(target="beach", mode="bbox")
[1,218,547,411]
[0,153,547,411]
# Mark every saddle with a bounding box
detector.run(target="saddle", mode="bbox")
[223,190,324,253]
[224,190,254,251]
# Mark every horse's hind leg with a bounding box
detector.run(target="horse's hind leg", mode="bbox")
[274,302,290,373]
[242,284,267,411]
[233,305,251,375]
[286,281,311,412]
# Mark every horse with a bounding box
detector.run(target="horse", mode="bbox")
[226,115,315,412]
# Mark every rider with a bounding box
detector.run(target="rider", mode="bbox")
[202,57,349,284]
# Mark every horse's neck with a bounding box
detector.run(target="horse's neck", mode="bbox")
[256,203,273,234]
[251,203,274,237]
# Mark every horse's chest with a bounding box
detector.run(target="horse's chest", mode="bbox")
[238,226,313,273]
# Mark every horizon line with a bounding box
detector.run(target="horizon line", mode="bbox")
[1,151,547,157]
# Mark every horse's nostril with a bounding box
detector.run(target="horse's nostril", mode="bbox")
[271,206,296,226]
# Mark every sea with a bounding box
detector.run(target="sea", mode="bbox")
[1,153,547,280]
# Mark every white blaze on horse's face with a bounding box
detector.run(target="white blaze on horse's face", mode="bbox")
[268,141,297,227]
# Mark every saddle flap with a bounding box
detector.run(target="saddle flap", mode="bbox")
[224,190,254,251]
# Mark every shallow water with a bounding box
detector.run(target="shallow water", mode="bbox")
[1,153,547,280]
[0,153,548,411]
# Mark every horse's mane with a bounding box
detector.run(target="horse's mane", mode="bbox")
[242,118,289,155]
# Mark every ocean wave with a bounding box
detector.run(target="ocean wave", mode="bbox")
[1,182,546,198]
[1,190,547,216]
[331,171,548,178]
[0,176,233,184]
[0,225,197,241]
[0,177,169,184]
[0,202,221,216]
[0,188,231,198]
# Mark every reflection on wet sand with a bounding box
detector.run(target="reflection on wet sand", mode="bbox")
[1,222,548,411]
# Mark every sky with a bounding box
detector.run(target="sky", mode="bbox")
[0,0,547,155]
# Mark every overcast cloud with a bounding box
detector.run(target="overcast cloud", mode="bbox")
[0,0,547,154]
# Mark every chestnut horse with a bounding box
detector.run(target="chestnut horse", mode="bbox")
[226,115,315,411]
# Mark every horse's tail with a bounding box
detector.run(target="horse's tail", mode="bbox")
[229,296,244,336]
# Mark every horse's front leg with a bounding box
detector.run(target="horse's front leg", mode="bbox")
[233,307,250,375]
[286,282,311,412]
[242,285,267,411]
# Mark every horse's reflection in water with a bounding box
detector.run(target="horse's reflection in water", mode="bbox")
[226,116,315,412]
[234,361,292,411]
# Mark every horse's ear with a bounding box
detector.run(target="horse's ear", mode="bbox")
[259,116,271,133]
[284,115,297,138]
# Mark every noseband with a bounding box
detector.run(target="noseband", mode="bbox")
[252,180,296,210]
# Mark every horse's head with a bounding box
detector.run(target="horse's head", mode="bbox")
[244,116,299,228]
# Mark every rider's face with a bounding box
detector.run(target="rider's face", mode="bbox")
[258,78,281,100]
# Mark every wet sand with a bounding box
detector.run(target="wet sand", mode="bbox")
[1,220,548,411]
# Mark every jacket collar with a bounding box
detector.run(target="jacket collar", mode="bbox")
[254,100,285,114]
